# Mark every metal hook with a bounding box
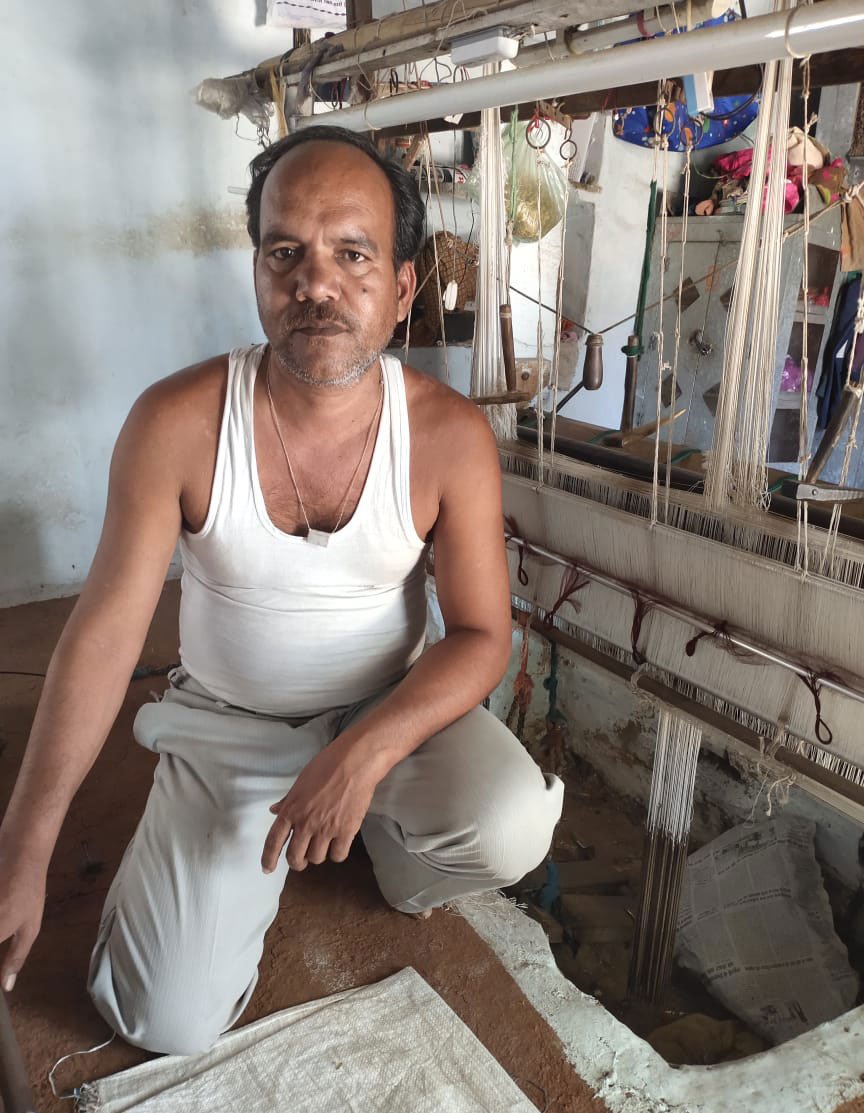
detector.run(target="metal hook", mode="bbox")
[526,117,551,150]
[559,138,577,163]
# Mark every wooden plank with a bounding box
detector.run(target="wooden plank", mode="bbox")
[346,0,372,29]
[555,860,638,895]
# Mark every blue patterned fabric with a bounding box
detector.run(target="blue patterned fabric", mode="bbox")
[612,95,759,152]
[611,11,759,151]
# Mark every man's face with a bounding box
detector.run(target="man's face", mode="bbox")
[253,141,416,388]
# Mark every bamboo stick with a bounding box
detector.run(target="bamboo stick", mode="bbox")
[0,991,36,1113]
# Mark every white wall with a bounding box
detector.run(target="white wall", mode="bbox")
[560,116,687,429]
[1,3,291,605]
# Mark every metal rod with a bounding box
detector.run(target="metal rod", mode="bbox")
[505,533,864,707]
[297,1,864,132]
[0,991,36,1113]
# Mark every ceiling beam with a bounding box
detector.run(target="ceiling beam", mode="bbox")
[243,0,656,87]
[366,48,863,138]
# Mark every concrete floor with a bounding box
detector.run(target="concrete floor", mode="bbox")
[0,583,603,1113]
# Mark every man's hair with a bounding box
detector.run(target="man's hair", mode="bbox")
[246,126,425,266]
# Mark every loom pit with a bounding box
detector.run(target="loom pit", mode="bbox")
[2,583,864,1113]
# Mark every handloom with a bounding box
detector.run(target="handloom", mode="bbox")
[192,0,864,1007]
[481,6,864,1000]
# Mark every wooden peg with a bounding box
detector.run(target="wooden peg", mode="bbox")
[471,390,533,406]
[604,408,687,448]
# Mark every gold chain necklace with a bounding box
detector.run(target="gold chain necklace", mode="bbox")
[265,356,384,547]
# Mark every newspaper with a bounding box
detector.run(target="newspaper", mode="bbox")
[675,815,860,1045]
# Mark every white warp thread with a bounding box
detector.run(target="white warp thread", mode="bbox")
[705,2,795,510]
[470,83,516,442]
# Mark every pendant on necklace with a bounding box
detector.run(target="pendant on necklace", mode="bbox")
[305,528,331,547]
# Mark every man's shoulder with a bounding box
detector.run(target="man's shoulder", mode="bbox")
[401,363,494,443]
[140,353,230,408]
[400,363,499,492]
[128,353,229,433]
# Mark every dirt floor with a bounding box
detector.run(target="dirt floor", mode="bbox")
[0,584,608,1113]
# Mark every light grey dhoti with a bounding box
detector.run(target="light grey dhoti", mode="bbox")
[88,671,563,1055]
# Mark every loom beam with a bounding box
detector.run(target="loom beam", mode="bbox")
[502,470,864,762]
[516,425,864,545]
[294,2,864,133]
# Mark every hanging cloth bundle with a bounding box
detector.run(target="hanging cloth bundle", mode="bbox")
[470,83,516,442]
[704,7,795,510]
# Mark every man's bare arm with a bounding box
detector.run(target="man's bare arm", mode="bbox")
[0,385,185,988]
[263,403,512,872]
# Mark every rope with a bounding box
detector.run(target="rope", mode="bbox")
[505,611,535,742]
[548,135,576,460]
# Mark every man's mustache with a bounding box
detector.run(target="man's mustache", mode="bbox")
[283,305,355,331]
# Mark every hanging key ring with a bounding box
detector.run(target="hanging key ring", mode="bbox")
[559,138,577,163]
[526,116,552,150]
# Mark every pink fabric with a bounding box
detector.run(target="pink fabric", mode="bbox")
[710,148,843,214]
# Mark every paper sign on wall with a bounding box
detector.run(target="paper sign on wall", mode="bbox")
[267,0,346,29]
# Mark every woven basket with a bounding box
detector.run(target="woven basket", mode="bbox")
[415,232,479,324]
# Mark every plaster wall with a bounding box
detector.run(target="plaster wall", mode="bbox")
[1,3,290,605]
[559,115,688,429]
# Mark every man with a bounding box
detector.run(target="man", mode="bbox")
[0,126,563,1054]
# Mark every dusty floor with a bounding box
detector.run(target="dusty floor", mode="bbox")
[0,584,607,1113]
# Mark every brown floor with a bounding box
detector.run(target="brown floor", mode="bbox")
[0,584,607,1113]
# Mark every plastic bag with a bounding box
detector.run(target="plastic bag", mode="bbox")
[503,118,568,243]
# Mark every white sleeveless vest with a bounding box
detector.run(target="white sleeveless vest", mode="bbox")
[178,344,429,717]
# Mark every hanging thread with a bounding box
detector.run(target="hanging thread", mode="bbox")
[628,707,702,1001]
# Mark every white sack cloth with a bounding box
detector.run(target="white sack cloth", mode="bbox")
[77,968,538,1112]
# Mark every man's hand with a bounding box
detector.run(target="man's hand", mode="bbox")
[0,844,48,991]
[262,738,381,874]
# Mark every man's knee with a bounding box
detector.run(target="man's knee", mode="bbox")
[107,995,224,1056]
[89,920,256,1055]
[486,768,564,884]
[90,966,250,1055]
[424,767,563,886]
